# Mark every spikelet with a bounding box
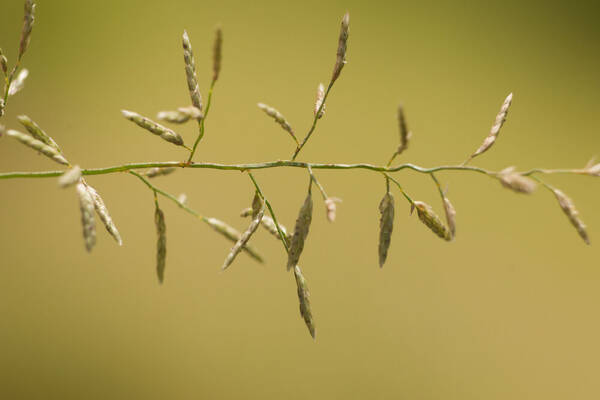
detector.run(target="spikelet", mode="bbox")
[177,193,187,205]
[121,110,185,146]
[58,165,82,188]
[314,83,326,119]
[76,182,96,252]
[583,159,600,177]
[155,204,167,283]
[240,207,292,245]
[8,69,29,96]
[287,192,313,271]
[552,189,590,244]
[294,265,316,340]
[213,26,223,82]
[442,191,457,240]
[17,115,61,151]
[145,167,177,178]
[257,103,298,143]
[222,207,264,271]
[498,166,536,194]
[396,104,411,155]
[157,106,202,124]
[378,192,395,267]
[0,99,4,117]
[331,12,350,84]
[325,197,342,223]
[251,191,263,219]
[86,185,123,246]
[412,201,452,241]
[18,0,36,60]
[6,129,69,165]
[468,93,513,161]
[182,31,203,111]
[204,217,264,263]
[0,49,7,76]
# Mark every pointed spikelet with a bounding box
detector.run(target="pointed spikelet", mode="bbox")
[155,203,167,283]
[18,0,36,60]
[314,83,326,119]
[331,12,350,84]
[294,265,316,340]
[8,69,29,96]
[257,103,298,143]
[182,30,203,111]
[157,106,202,124]
[412,201,452,241]
[204,217,264,263]
[287,192,313,271]
[442,192,457,240]
[498,166,536,194]
[145,167,177,178]
[58,165,82,188]
[240,207,291,245]
[121,110,185,146]
[468,93,513,161]
[222,207,264,271]
[378,192,395,267]
[0,48,8,76]
[396,104,411,155]
[76,182,96,252]
[17,115,61,151]
[86,185,122,246]
[213,26,223,82]
[552,189,590,244]
[6,129,69,165]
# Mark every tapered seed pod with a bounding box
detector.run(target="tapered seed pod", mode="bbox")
[0,49,7,76]
[222,207,264,271]
[121,110,185,146]
[157,106,202,124]
[396,104,411,155]
[331,12,350,84]
[468,93,513,161]
[378,192,395,268]
[294,265,316,340]
[17,115,61,151]
[552,189,590,244]
[76,182,96,252]
[155,204,167,283]
[18,0,35,60]
[145,167,177,178]
[8,69,29,96]
[6,129,69,165]
[240,208,291,245]
[58,165,82,188]
[287,192,313,271]
[442,193,457,240]
[182,31,203,111]
[412,201,452,241]
[314,83,325,118]
[86,185,122,246]
[213,26,223,82]
[498,167,536,194]
[204,217,264,263]
[257,103,298,143]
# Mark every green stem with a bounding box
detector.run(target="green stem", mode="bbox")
[187,80,216,162]
[307,165,328,200]
[383,173,414,204]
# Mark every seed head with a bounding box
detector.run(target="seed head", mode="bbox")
[468,93,513,161]
[17,115,61,152]
[18,0,36,60]
[331,12,350,84]
[213,26,223,82]
[396,104,412,155]
[287,192,313,271]
[76,182,96,252]
[87,184,123,246]
[182,30,203,111]
[121,110,185,146]
[257,103,298,143]
[498,166,536,194]
[222,206,264,271]
[58,165,82,188]
[6,129,69,165]
[155,204,167,283]
[294,265,316,340]
[378,192,395,267]
[204,217,264,263]
[552,189,590,245]
[157,106,202,124]
[412,201,452,241]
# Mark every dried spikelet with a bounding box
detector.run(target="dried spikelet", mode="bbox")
[441,191,457,240]
[204,217,264,263]
[251,191,263,219]
[396,104,412,155]
[145,167,177,178]
[294,265,316,340]
[469,93,513,160]
[257,103,298,143]
[86,185,122,246]
[378,192,395,267]
[157,106,202,124]
[314,83,326,119]
[240,208,291,244]
[121,110,185,146]
[325,197,342,223]
[287,193,313,271]
[8,69,29,96]
[222,207,264,271]
[552,189,590,244]
[76,182,96,252]
[6,129,69,165]
[155,204,167,283]
[584,161,600,177]
[498,166,536,194]
[17,115,61,151]
[331,12,350,84]
[18,0,36,60]
[58,165,82,188]
[0,49,7,76]
[412,201,452,241]
[213,26,223,82]
[182,31,203,111]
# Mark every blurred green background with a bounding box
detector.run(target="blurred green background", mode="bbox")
[1,0,599,398]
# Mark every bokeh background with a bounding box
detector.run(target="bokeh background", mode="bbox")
[1,0,599,398]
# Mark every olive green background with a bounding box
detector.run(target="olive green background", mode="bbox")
[1,0,599,398]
